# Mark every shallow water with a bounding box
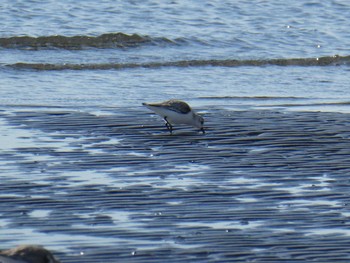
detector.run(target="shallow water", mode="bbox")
[1,65,350,113]
[1,107,350,262]
[1,0,350,262]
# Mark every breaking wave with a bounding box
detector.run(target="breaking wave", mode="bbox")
[2,33,349,70]
[7,55,350,70]
[0,32,175,49]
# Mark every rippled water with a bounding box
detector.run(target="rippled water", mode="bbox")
[1,1,350,262]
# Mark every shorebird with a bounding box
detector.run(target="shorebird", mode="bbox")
[0,245,61,263]
[142,99,205,134]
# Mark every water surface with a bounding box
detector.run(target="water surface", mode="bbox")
[1,1,350,262]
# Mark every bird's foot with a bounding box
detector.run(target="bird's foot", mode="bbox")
[164,117,173,134]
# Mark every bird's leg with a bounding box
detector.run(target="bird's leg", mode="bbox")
[200,127,205,134]
[164,117,173,134]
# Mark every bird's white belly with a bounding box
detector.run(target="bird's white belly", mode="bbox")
[166,111,192,125]
[151,107,192,125]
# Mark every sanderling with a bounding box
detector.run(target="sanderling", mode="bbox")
[142,99,205,134]
[0,245,61,263]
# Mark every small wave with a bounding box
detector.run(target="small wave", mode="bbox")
[199,96,308,100]
[0,33,173,49]
[268,101,350,107]
[7,55,350,70]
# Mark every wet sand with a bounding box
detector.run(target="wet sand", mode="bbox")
[1,107,350,262]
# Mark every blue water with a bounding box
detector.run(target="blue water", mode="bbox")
[1,1,350,262]
[0,0,350,112]
[1,66,349,112]
[1,1,349,57]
